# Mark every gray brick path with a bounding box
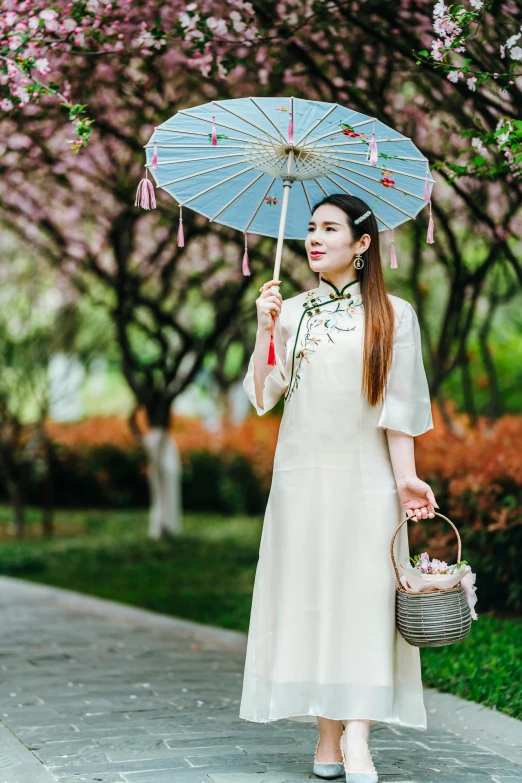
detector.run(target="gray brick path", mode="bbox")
[0,577,520,783]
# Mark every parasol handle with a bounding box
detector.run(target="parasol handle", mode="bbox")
[273,178,293,282]
[266,155,293,366]
[273,147,294,284]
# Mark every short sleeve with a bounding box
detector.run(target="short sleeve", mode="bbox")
[377,302,433,436]
[242,313,289,416]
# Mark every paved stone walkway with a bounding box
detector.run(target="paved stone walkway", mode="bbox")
[0,577,520,783]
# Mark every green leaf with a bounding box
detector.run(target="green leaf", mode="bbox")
[418,49,429,57]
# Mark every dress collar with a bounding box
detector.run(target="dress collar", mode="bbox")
[317,276,361,298]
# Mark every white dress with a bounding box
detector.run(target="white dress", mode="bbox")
[239,277,433,730]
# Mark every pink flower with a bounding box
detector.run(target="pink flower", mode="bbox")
[420,552,429,560]
[35,58,51,76]
[8,35,22,51]
[39,9,58,21]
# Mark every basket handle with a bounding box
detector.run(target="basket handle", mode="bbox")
[390,511,462,588]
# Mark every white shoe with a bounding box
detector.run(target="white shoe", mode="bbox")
[339,730,378,783]
[313,737,345,779]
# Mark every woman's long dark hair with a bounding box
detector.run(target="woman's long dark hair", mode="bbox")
[311,193,394,406]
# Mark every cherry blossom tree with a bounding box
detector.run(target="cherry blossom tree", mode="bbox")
[1,0,521,176]
[0,40,288,537]
[417,0,522,181]
[1,0,521,531]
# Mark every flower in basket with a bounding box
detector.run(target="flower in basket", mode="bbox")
[399,552,478,620]
[409,552,467,575]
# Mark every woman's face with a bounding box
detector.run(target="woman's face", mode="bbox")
[305,203,371,276]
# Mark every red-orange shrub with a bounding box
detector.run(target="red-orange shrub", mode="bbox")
[46,412,281,493]
[412,406,522,609]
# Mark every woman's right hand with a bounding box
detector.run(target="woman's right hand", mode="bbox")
[256,279,283,333]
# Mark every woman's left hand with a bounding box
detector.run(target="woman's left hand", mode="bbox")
[396,475,438,520]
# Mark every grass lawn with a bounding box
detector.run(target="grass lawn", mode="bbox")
[0,506,520,721]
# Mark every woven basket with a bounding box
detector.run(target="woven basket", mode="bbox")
[390,511,472,648]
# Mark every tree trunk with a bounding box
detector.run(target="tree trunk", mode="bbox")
[4,474,24,539]
[41,438,54,539]
[479,300,503,421]
[142,427,183,540]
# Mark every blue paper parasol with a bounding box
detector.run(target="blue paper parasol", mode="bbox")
[136,96,435,277]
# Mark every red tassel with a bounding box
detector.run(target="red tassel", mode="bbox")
[177,205,184,247]
[135,173,156,210]
[427,200,435,244]
[211,103,218,146]
[242,234,250,275]
[390,228,398,268]
[267,317,276,366]
[369,118,378,164]
[288,107,294,145]
[152,140,158,170]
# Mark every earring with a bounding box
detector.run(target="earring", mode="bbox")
[354,252,364,270]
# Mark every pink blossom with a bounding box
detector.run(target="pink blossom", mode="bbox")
[17,87,30,104]
[8,35,22,50]
[34,57,51,75]
[506,33,521,48]
[207,16,228,36]
[230,10,246,33]
[39,9,58,21]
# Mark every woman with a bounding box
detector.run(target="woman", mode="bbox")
[239,193,438,783]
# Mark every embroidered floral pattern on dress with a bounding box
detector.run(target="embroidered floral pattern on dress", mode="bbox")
[285,286,363,402]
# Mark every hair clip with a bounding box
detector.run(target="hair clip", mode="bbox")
[354,210,372,224]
